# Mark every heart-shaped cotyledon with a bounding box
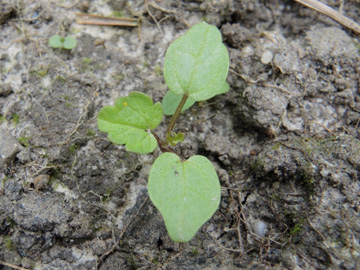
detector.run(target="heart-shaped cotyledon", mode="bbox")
[148,152,221,242]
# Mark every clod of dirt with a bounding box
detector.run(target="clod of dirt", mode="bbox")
[221,23,255,48]
[0,83,13,97]
[305,27,358,65]
[0,2,17,24]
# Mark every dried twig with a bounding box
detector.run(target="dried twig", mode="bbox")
[232,191,245,252]
[294,0,360,33]
[97,197,149,267]
[202,227,248,253]
[145,0,163,35]
[263,83,293,96]
[56,100,91,146]
[307,120,336,136]
[306,216,326,241]
[50,0,81,9]
[148,1,177,14]
[229,69,300,97]
[76,13,138,27]
[0,260,29,270]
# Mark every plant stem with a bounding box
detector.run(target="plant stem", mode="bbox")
[166,94,188,137]
[151,130,178,155]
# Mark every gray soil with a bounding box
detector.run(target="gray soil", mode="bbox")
[1,0,360,269]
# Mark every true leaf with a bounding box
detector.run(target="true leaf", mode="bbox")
[148,152,221,242]
[97,92,163,154]
[162,91,196,116]
[166,132,185,146]
[163,22,229,102]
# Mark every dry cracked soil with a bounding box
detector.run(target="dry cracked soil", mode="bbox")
[0,0,360,269]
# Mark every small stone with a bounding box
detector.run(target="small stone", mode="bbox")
[0,83,13,97]
[4,179,22,200]
[0,128,23,167]
[320,167,330,178]
[308,68,317,79]
[261,50,273,65]
[253,220,267,238]
[16,148,31,163]
[241,46,254,57]
[272,181,280,190]
[33,175,50,191]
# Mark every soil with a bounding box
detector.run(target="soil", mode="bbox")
[1,0,360,269]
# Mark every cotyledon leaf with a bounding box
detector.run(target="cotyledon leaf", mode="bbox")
[97,92,163,154]
[148,152,221,242]
[48,34,62,48]
[164,22,229,102]
[63,36,77,49]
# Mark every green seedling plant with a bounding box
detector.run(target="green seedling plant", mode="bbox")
[97,22,229,242]
[49,34,77,50]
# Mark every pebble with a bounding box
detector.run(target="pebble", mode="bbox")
[253,220,267,238]
[33,175,50,191]
[261,50,273,65]
[0,127,23,167]
[241,46,254,57]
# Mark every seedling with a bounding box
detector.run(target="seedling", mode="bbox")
[97,22,229,242]
[48,34,77,50]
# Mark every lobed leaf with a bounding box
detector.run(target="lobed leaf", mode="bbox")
[164,22,229,102]
[97,92,163,154]
[148,152,221,242]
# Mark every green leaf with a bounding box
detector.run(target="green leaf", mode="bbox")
[148,152,221,242]
[97,92,163,154]
[164,22,229,102]
[219,81,230,95]
[63,36,77,49]
[166,132,185,146]
[48,35,62,48]
[162,91,196,116]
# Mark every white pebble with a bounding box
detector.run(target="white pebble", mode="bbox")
[253,220,267,238]
[241,46,254,57]
[261,50,273,65]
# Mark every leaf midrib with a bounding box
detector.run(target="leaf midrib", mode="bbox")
[175,26,211,94]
